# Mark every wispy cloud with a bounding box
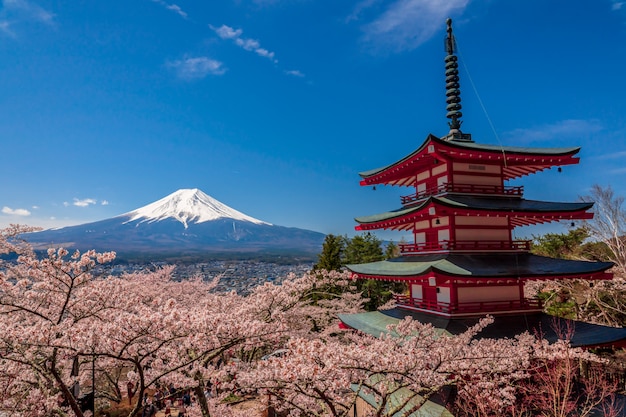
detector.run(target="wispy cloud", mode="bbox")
[167,56,227,80]
[2,206,31,216]
[611,1,624,11]
[0,20,13,37]
[101,200,109,206]
[3,0,54,23]
[0,0,55,37]
[64,198,97,208]
[361,0,469,53]
[210,24,278,63]
[502,119,604,144]
[285,69,305,77]
[151,0,188,18]
[346,0,382,23]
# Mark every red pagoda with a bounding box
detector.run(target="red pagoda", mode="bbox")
[341,19,626,348]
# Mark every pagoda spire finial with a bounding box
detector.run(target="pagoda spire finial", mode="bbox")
[444,18,470,141]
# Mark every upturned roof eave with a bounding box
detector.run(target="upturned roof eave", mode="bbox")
[354,196,594,228]
[358,134,438,179]
[358,134,581,184]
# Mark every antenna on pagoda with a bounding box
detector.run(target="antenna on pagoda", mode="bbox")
[443,18,472,142]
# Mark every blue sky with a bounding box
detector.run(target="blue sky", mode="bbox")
[1,0,626,240]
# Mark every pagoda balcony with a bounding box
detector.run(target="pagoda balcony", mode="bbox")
[399,239,531,254]
[401,183,523,205]
[393,295,543,317]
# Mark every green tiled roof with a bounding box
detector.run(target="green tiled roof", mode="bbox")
[350,374,454,417]
[346,253,613,278]
[338,310,452,338]
[354,195,594,224]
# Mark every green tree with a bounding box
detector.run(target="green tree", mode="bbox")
[531,226,613,262]
[342,233,405,311]
[341,233,384,265]
[384,241,399,259]
[531,227,590,259]
[313,234,345,271]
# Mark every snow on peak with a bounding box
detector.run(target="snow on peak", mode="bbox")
[122,188,271,228]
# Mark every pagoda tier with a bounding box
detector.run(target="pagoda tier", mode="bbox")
[359,134,581,187]
[356,195,593,230]
[354,194,593,254]
[347,253,613,317]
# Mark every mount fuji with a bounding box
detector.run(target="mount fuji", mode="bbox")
[25,189,325,260]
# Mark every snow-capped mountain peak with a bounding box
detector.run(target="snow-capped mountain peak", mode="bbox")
[122,188,271,228]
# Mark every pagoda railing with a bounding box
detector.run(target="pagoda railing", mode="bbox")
[399,240,531,254]
[393,295,543,315]
[401,183,523,205]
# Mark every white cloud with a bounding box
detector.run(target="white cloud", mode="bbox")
[2,0,54,24]
[151,0,188,18]
[502,119,604,144]
[0,0,54,38]
[166,4,187,18]
[361,0,469,53]
[346,0,381,23]
[612,1,624,11]
[168,56,227,80]
[235,37,261,51]
[285,69,305,77]
[213,24,242,39]
[255,48,275,60]
[210,24,278,63]
[101,200,109,206]
[2,206,31,216]
[71,198,97,207]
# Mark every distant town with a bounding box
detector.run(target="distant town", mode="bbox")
[93,260,314,294]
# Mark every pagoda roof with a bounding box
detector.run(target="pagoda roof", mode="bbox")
[338,308,626,348]
[359,135,581,186]
[346,253,613,280]
[351,375,453,417]
[355,195,594,230]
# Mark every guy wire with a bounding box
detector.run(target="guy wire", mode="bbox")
[456,43,508,168]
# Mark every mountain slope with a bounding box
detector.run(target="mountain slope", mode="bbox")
[25,189,325,258]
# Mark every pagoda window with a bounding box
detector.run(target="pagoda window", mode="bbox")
[457,285,519,303]
[456,228,509,241]
[455,216,508,226]
[437,286,451,303]
[417,182,426,195]
[438,229,450,242]
[411,284,423,300]
[414,232,426,244]
[453,162,501,174]
[453,174,502,187]
[432,164,447,176]
[413,220,430,231]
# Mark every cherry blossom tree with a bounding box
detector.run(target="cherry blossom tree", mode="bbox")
[0,226,364,417]
[0,225,116,416]
[235,316,539,417]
